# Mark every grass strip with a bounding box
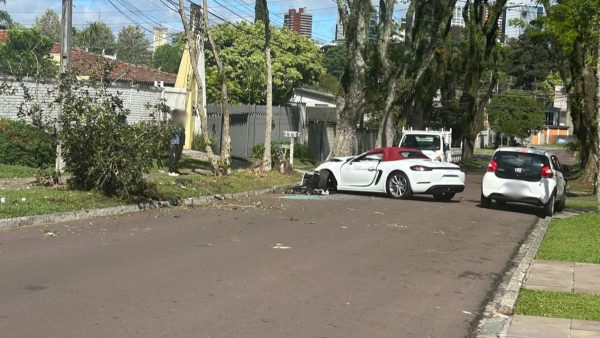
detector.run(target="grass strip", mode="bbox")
[515,289,600,321]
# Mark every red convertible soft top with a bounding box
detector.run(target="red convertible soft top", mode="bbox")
[367,147,427,162]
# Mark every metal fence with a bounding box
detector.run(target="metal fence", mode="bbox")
[206,104,303,159]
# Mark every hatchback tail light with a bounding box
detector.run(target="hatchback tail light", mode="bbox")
[487,159,498,172]
[541,165,554,178]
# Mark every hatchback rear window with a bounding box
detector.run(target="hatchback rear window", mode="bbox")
[493,151,549,181]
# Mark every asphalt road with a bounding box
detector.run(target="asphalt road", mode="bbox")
[0,173,539,338]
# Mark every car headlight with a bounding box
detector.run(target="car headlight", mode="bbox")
[410,165,432,171]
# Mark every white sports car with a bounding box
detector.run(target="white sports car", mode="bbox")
[314,147,466,201]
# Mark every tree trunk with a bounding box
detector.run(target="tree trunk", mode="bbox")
[331,0,370,157]
[177,0,220,173]
[260,0,273,171]
[596,38,600,212]
[203,0,231,174]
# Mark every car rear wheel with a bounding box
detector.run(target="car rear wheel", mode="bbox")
[544,194,555,217]
[433,191,455,201]
[481,192,491,208]
[387,172,412,199]
[555,192,566,212]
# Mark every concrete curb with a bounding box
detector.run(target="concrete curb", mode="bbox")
[476,216,551,338]
[0,184,295,230]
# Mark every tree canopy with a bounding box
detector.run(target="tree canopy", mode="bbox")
[116,25,152,66]
[33,9,61,42]
[487,91,545,139]
[153,44,182,74]
[206,22,324,105]
[0,28,58,79]
[74,22,115,54]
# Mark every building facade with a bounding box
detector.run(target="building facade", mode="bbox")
[501,5,545,40]
[283,8,313,38]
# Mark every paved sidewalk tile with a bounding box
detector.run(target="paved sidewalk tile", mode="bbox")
[524,260,574,293]
[507,315,570,338]
[507,316,600,338]
[575,263,600,295]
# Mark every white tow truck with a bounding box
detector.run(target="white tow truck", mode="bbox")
[398,128,463,163]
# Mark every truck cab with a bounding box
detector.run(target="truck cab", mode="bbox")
[398,128,461,163]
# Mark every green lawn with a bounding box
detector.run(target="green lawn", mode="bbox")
[0,163,40,179]
[515,289,600,321]
[149,170,300,201]
[536,213,600,264]
[0,187,121,219]
[566,195,597,212]
[0,169,299,219]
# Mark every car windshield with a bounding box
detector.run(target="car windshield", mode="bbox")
[401,135,441,151]
[493,151,550,182]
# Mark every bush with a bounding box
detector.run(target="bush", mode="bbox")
[58,73,171,197]
[0,119,55,167]
[252,141,314,162]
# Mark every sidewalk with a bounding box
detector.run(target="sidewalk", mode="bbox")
[508,315,600,338]
[505,259,600,337]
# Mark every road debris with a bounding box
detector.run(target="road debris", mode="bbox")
[433,230,446,235]
[462,310,473,315]
[43,230,59,237]
[272,243,291,249]
[214,194,225,200]
[374,211,384,215]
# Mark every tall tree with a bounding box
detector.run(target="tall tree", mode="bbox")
[258,0,273,171]
[487,91,545,141]
[203,0,232,172]
[33,9,61,42]
[254,0,267,23]
[376,0,458,147]
[177,0,221,173]
[74,21,115,54]
[331,0,371,156]
[0,28,58,79]
[205,22,323,105]
[153,44,182,73]
[540,0,600,208]
[116,25,152,66]
[458,0,507,160]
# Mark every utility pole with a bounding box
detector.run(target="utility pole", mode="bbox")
[56,0,72,173]
[190,3,206,136]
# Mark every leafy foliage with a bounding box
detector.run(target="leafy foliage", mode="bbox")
[323,44,347,79]
[0,28,58,79]
[33,9,61,42]
[0,119,55,167]
[153,44,182,74]
[116,25,152,66]
[487,91,545,139]
[206,22,324,105]
[58,72,171,197]
[74,21,115,54]
[252,141,314,161]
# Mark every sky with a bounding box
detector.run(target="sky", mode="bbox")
[2,0,539,44]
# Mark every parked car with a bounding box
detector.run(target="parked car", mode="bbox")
[314,147,465,201]
[480,147,567,216]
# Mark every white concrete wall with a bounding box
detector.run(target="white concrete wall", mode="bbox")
[0,78,167,124]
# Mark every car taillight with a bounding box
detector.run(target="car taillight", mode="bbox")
[541,165,553,178]
[410,165,432,171]
[487,160,498,172]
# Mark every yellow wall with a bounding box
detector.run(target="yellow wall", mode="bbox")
[174,47,197,150]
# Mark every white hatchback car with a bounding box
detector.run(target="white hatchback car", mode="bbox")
[481,147,567,216]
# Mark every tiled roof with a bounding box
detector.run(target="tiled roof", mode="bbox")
[52,44,176,86]
[1,30,176,85]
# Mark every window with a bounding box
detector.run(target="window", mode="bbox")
[493,151,549,181]
[401,135,441,151]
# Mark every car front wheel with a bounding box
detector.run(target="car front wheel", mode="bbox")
[387,172,412,199]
